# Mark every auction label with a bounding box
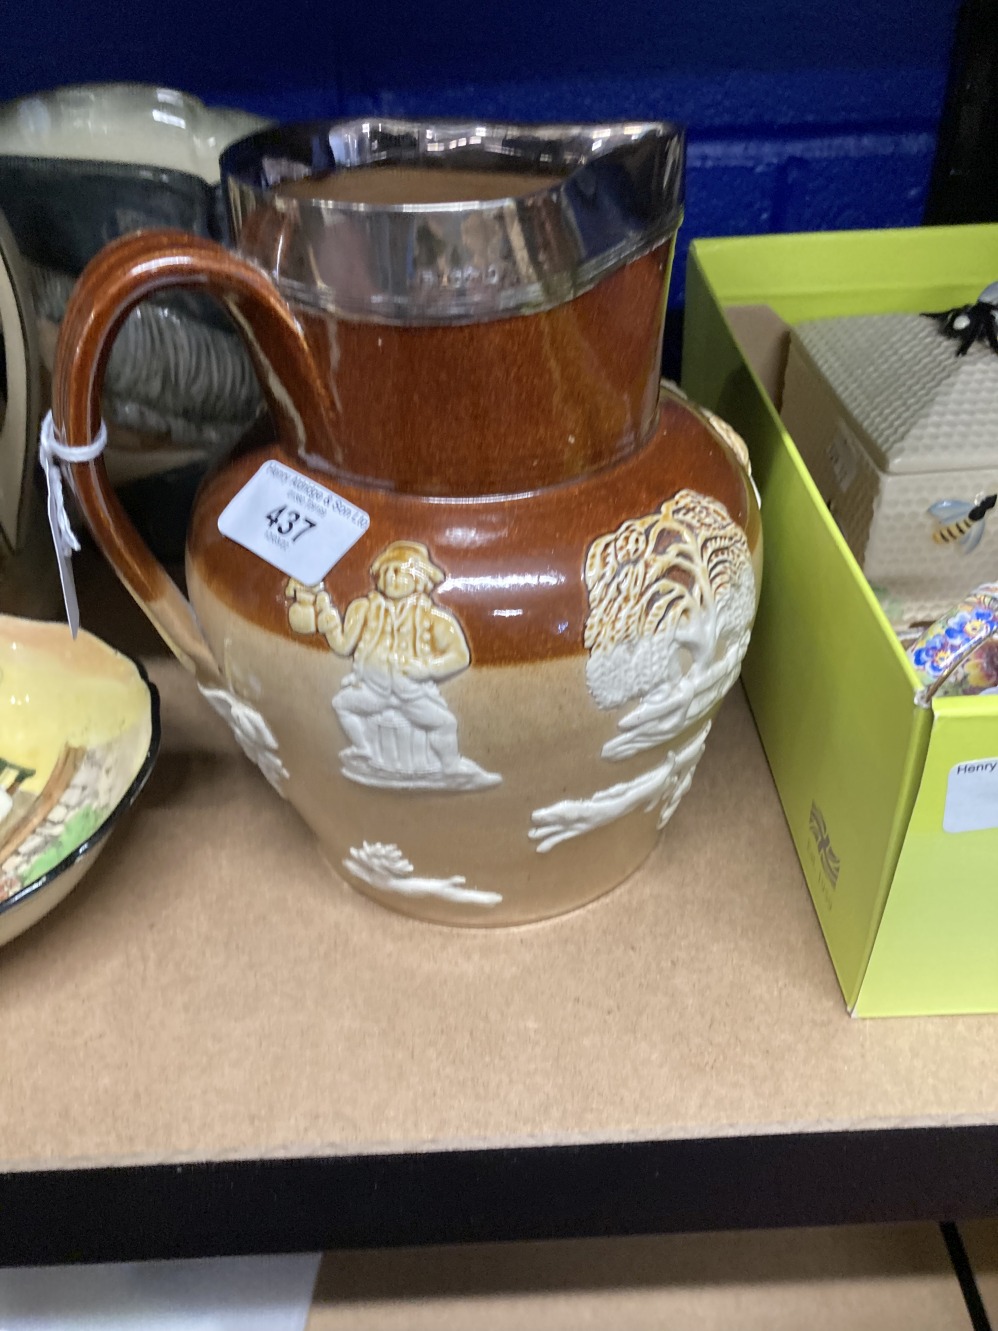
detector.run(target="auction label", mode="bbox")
[217,461,369,584]
[943,757,998,833]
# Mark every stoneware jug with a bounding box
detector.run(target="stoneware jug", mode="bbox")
[50,120,761,926]
[0,203,60,618]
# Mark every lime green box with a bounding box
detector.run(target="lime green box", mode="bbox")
[684,225,998,1017]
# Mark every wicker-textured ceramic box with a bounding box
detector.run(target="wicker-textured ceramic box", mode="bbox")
[781,312,998,629]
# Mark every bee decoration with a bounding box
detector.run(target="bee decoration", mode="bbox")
[929,493,997,553]
[923,281,998,357]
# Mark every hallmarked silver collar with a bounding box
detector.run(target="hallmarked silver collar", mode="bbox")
[221,118,685,325]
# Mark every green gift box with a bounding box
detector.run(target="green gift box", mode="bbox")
[684,225,998,1017]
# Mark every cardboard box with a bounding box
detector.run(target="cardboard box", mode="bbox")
[683,225,998,1017]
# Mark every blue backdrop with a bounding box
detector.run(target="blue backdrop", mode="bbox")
[1,0,962,304]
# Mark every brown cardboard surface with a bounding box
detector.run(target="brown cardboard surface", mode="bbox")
[723,304,789,407]
[2,570,998,1173]
[960,1220,998,1319]
[306,1225,969,1331]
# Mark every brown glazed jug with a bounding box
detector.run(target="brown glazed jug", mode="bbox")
[51,120,761,926]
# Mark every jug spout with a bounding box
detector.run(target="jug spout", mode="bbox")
[220,120,685,496]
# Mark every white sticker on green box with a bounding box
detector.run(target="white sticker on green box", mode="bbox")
[944,758,998,833]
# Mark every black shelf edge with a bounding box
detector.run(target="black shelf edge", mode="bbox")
[3,1124,998,1265]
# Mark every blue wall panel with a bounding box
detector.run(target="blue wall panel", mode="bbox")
[1,0,961,306]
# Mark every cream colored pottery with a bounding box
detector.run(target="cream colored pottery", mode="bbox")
[0,616,159,947]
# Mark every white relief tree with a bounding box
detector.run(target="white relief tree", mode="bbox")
[531,490,756,851]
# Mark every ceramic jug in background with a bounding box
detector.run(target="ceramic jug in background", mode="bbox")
[0,84,271,564]
[0,204,59,618]
[50,120,762,926]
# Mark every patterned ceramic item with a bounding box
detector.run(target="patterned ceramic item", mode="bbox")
[0,84,262,179]
[781,310,998,629]
[49,119,761,926]
[0,616,159,947]
[907,583,998,703]
[0,84,269,558]
[0,202,61,617]
[30,265,262,465]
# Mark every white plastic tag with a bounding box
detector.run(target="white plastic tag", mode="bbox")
[943,757,998,833]
[38,411,108,638]
[217,460,370,583]
[39,440,82,637]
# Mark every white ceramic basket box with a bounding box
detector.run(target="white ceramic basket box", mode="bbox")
[781,313,998,628]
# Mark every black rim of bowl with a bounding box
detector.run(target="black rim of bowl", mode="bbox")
[0,656,161,922]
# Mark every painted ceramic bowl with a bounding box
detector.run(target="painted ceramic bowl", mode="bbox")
[0,616,159,947]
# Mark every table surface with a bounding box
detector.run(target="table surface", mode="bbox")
[3,579,998,1261]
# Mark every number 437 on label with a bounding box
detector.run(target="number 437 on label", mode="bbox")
[217,460,370,584]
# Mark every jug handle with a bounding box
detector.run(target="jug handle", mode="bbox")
[50,228,339,684]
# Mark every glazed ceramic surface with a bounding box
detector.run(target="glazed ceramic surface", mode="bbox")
[0,84,269,558]
[0,85,268,273]
[0,84,264,180]
[782,313,998,629]
[908,583,998,701]
[0,616,159,946]
[51,120,761,926]
[0,201,61,618]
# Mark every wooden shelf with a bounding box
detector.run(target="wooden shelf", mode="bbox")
[2,577,997,1262]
